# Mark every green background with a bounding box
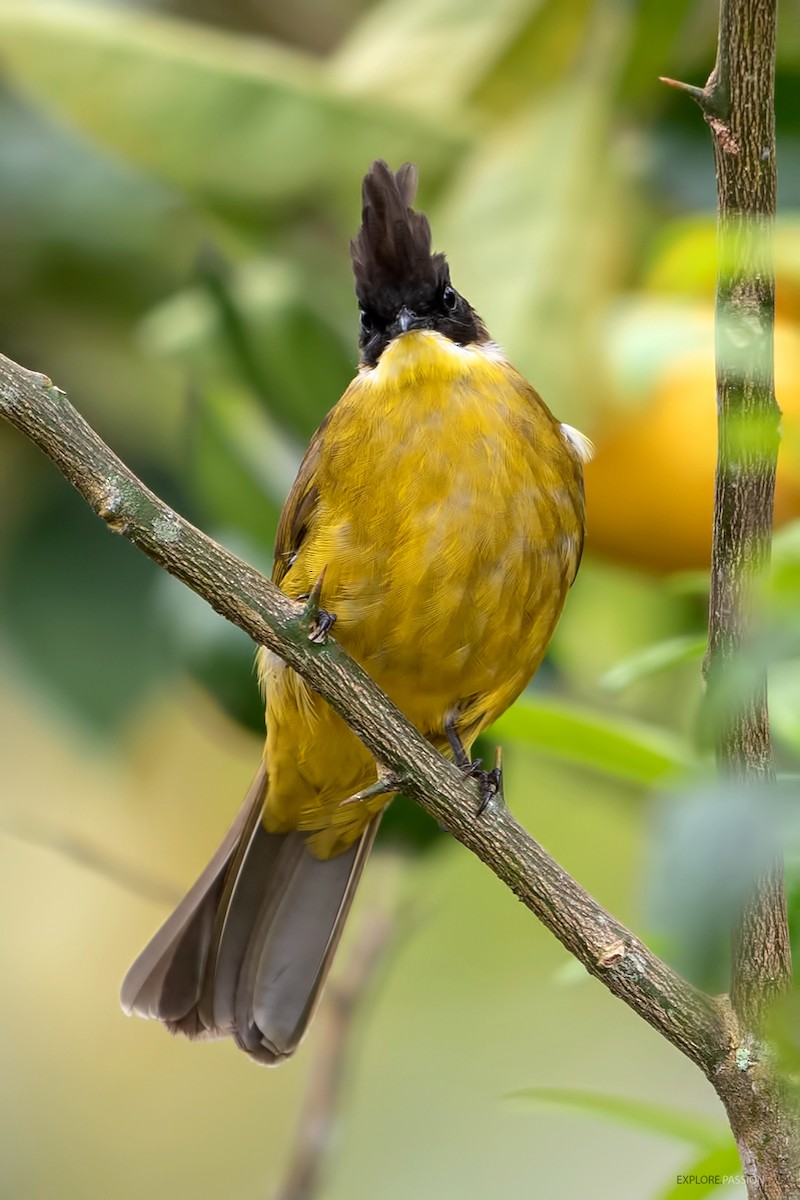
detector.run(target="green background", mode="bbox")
[1,1,800,1197]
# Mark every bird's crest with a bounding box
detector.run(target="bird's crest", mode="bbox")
[350,161,448,320]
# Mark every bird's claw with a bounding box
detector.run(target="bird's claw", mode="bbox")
[454,748,503,815]
[474,765,503,815]
[298,568,337,644]
[307,608,337,644]
[445,721,505,816]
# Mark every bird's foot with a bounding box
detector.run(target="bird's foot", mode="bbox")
[308,608,337,644]
[298,569,337,644]
[465,750,504,815]
[445,718,504,815]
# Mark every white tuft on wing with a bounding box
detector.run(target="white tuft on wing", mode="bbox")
[560,423,594,463]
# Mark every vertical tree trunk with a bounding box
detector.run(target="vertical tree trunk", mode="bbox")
[667,2,798,1195]
[704,0,790,1031]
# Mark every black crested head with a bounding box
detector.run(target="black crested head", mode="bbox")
[350,160,486,367]
[351,161,444,318]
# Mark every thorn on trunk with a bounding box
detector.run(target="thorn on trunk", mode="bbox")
[659,76,728,122]
[339,772,404,807]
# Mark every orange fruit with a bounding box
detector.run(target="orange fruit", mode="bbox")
[585,304,800,571]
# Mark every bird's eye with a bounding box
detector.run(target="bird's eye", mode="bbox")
[442,286,457,312]
[359,309,374,336]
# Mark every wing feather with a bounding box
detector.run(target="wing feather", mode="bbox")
[272,415,330,587]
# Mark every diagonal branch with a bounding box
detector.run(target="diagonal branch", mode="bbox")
[0,350,732,1076]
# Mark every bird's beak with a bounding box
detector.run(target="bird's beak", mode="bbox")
[391,306,429,338]
[397,306,415,333]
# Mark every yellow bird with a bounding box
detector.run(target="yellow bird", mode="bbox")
[121,161,591,1063]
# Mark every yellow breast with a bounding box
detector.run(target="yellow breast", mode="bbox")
[261,331,586,852]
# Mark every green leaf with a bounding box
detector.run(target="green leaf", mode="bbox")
[618,0,697,105]
[646,216,800,303]
[0,479,174,733]
[666,571,711,597]
[154,568,266,735]
[0,84,176,261]
[601,634,707,693]
[770,660,800,755]
[491,696,693,785]
[645,785,787,993]
[764,988,800,1083]
[140,255,354,441]
[770,519,800,599]
[507,1088,728,1151]
[436,5,633,425]
[655,1144,744,1200]
[330,0,543,114]
[0,3,464,208]
[183,382,290,540]
[473,0,595,115]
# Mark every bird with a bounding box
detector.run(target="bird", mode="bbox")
[121,160,591,1064]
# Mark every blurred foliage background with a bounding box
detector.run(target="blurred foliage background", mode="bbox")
[2,1,800,1198]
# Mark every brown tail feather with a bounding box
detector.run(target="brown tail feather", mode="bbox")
[120,764,380,1064]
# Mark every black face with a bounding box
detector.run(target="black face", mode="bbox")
[351,160,487,368]
[357,277,484,367]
